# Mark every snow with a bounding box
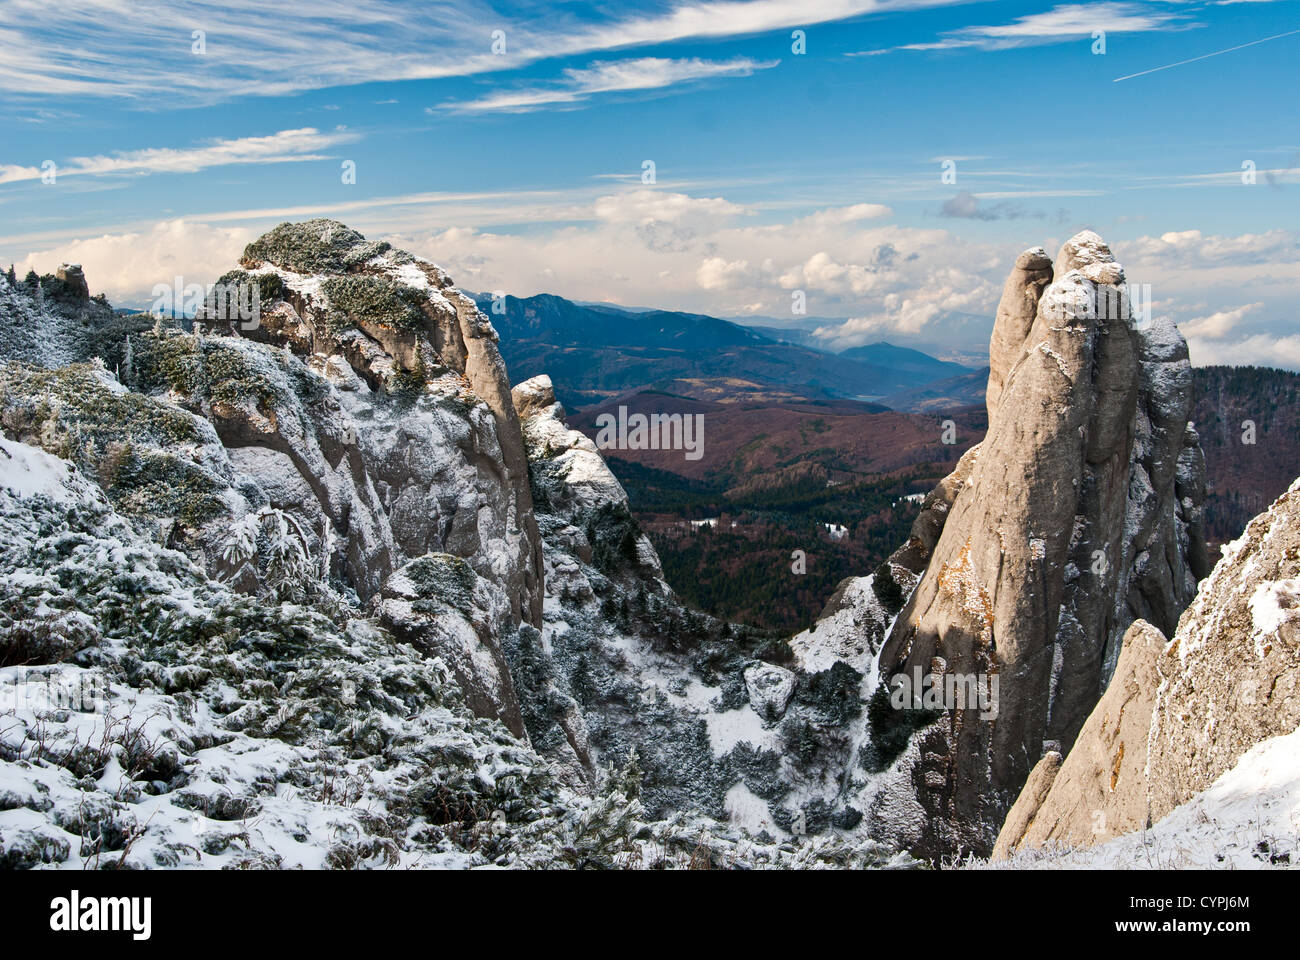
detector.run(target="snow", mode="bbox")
[725,782,776,834]
[993,725,1300,869]
[1248,579,1299,656]
[789,575,890,675]
[0,437,87,504]
[705,705,776,757]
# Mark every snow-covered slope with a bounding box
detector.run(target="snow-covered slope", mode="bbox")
[990,726,1300,869]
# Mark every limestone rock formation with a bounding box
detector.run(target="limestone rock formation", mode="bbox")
[873,230,1207,858]
[991,619,1164,858]
[377,553,527,737]
[54,263,90,301]
[0,222,547,740]
[998,476,1300,857]
[228,220,543,627]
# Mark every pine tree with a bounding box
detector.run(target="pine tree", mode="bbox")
[4,265,15,286]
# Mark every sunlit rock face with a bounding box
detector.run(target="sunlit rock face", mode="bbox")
[869,231,1207,859]
[995,475,1300,862]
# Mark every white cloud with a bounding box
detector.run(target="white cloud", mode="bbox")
[14,220,255,305]
[1184,333,1300,370]
[442,56,778,113]
[1116,232,1300,371]
[592,189,749,225]
[1126,229,1300,267]
[1178,302,1263,340]
[794,203,893,227]
[859,2,1191,55]
[13,193,1300,371]
[10,185,1003,350]
[0,128,356,184]
[0,0,965,103]
[697,256,752,289]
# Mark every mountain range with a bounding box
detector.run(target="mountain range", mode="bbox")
[472,291,976,409]
[1,220,1298,872]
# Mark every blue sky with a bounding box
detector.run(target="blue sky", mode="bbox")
[2,0,1298,365]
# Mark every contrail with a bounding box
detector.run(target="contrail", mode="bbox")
[1114,27,1300,82]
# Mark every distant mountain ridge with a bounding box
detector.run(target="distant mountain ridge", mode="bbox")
[839,341,971,380]
[473,290,971,409]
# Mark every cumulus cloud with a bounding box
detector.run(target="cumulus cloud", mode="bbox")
[12,191,1300,370]
[1115,231,1300,370]
[1183,333,1300,370]
[15,220,255,305]
[1127,229,1300,267]
[696,256,753,290]
[1178,302,1263,340]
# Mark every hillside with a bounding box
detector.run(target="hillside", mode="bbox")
[1190,365,1300,554]
[475,292,964,408]
[839,341,971,382]
[562,390,984,631]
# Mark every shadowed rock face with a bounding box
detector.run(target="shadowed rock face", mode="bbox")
[875,231,1207,859]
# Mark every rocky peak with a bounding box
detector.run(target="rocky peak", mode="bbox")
[54,263,90,301]
[870,230,1207,859]
[209,219,544,627]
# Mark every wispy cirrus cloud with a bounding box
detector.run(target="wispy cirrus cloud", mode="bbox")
[852,2,1194,56]
[0,128,356,184]
[0,0,970,104]
[439,56,778,113]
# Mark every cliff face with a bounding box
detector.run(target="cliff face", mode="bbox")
[870,231,1207,858]
[231,220,543,628]
[995,474,1300,860]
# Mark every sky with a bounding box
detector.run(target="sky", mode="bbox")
[2,0,1298,365]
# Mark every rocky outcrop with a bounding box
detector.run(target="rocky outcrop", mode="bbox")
[998,476,1300,857]
[512,375,636,521]
[871,231,1207,859]
[985,247,1053,416]
[377,553,526,738]
[992,619,1165,857]
[227,220,543,627]
[53,263,90,301]
[1,223,549,740]
[989,748,1061,860]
